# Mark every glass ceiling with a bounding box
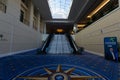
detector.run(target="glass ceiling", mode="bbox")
[48,0,73,19]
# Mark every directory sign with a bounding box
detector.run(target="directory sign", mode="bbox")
[104,37,118,61]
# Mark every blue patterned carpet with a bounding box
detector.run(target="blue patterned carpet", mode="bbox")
[0,50,119,80]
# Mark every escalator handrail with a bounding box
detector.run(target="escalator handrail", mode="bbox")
[69,35,78,51]
[71,38,78,51]
[66,34,79,53]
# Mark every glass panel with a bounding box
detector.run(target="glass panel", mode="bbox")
[48,0,73,19]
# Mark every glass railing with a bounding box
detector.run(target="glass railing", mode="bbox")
[85,0,119,27]
[76,0,119,32]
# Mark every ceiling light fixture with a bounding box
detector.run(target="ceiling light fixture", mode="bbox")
[77,24,86,28]
[57,29,63,33]
[87,0,110,18]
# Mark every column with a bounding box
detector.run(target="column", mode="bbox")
[37,14,40,32]
[29,2,34,28]
[42,22,47,41]
[36,14,41,47]
[43,22,46,34]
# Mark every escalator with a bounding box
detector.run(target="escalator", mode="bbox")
[47,35,73,54]
[38,34,83,54]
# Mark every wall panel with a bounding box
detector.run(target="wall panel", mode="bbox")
[75,8,120,55]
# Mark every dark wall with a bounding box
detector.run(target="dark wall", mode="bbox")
[46,23,74,34]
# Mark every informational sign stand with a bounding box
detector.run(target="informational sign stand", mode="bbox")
[104,37,118,61]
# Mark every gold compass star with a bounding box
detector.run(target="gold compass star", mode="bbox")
[17,65,103,80]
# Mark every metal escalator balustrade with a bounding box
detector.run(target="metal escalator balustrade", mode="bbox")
[66,34,84,54]
[37,34,54,54]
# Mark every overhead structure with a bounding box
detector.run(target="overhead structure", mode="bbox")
[32,0,118,33]
[87,0,110,18]
[48,0,73,19]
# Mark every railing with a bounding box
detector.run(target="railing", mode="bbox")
[66,34,83,54]
[0,1,6,13]
[91,4,119,24]
[80,0,119,31]
[66,34,77,53]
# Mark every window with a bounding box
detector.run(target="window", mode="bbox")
[20,9,29,25]
[20,0,30,25]
[47,0,73,19]
[20,10,24,22]
[21,0,28,7]
[0,0,7,13]
[33,8,38,30]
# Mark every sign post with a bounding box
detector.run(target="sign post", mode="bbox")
[104,37,118,61]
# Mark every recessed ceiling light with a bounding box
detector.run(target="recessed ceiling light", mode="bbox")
[57,29,63,33]
[87,0,110,18]
[77,24,86,27]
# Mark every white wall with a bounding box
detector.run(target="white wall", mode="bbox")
[75,7,120,56]
[42,34,49,41]
[71,35,75,40]
[0,0,42,56]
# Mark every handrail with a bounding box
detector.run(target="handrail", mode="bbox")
[66,34,82,54]
[70,35,78,52]
[71,38,78,51]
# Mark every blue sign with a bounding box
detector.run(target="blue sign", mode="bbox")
[104,37,118,61]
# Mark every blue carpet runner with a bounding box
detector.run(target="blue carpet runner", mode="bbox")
[0,51,119,80]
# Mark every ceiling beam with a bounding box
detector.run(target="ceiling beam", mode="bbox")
[45,20,74,24]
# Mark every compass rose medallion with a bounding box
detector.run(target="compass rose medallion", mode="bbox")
[18,65,102,80]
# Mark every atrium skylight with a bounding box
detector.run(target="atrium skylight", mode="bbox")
[48,0,73,19]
